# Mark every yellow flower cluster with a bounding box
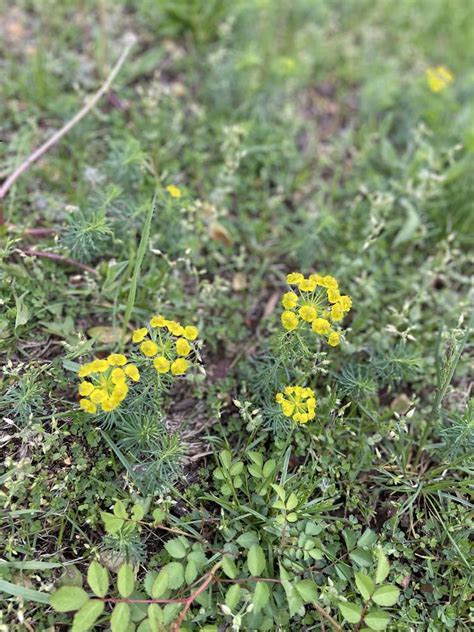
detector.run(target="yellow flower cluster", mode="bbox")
[132,315,199,376]
[280,272,352,346]
[78,354,140,414]
[276,386,316,424]
[426,66,453,93]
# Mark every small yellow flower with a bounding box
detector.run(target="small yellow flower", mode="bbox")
[312,318,331,335]
[166,320,184,336]
[320,275,338,290]
[154,356,170,374]
[113,382,128,400]
[132,328,148,343]
[125,364,140,381]
[299,305,317,322]
[101,399,118,412]
[140,340,159,357]
[287,272,304,285]
[183,325,199,341]
[328,331,340,347]
[281,291,298,310]
[176,338,191,357]
[330,304,344,322]
[90,359,109,373]
[150,314,167,328]
[171,358,188,375]
[338,295,352,312]
[327,288,341,304]
[111,368,126,384]
[90,389,108,404]
[166,184,182,198]
[79,398,97,414]
[426,66,453,93]
[78,381,94,396]
[281,310,298,331]
[309,273,323,285]
[275,392,285,403]
[78,363,93,378]
[299,278,317,292]
[107,353,127,366]
[281,400,295,417]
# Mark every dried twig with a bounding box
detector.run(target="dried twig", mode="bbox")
[17,248,98,275]
[0,33,136,220]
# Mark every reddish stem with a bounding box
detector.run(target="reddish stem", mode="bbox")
[171,562,222,632]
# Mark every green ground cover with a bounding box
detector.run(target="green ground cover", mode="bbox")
[0,1,473,630]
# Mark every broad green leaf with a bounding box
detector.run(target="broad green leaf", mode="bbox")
[185,560,198,584]
[349,548,372,567]
[365,608,391,630]
[343,528,358,550]
[164,538,188,559]
[230,461,244,476]
[152,508,166,523]
[247,544,266,576]
[162,604,182,626]
[262,459,276,477]
[71,599,104,631]
[222,556,238,579]
[295,579,318,603]
[272,500,286,510]
[111,602,130,632]
[375,549,390,584]
[100,512,124,535]
[309,548,324,560]
[286,512,298,522]
[286,492,298,511]
[148,603,163,627]
[213,467,225,480]
[220,450,232,469]
[50,586,89,612]
[248,464,262,478]
[143,571,157,597]
[151,569,169,599]
[117,564,135,598]
[253,581,270,613]
[225,584,241,610]
[163,562,184,589]
[271,484,286,502]
[87,561,109,598]
[281,580,303,617]
[355,572,375,600]
[131,504,145,521]
[357,528,377,548]
[137,620,152,632]
[247,451,263,467]
[14,292,29,330]
[372,584,400,607]
[113,500,128,519]
[338,601,363,624]
[236,531,259,549]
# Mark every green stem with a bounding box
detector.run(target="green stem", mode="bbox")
[121,194,157,349]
